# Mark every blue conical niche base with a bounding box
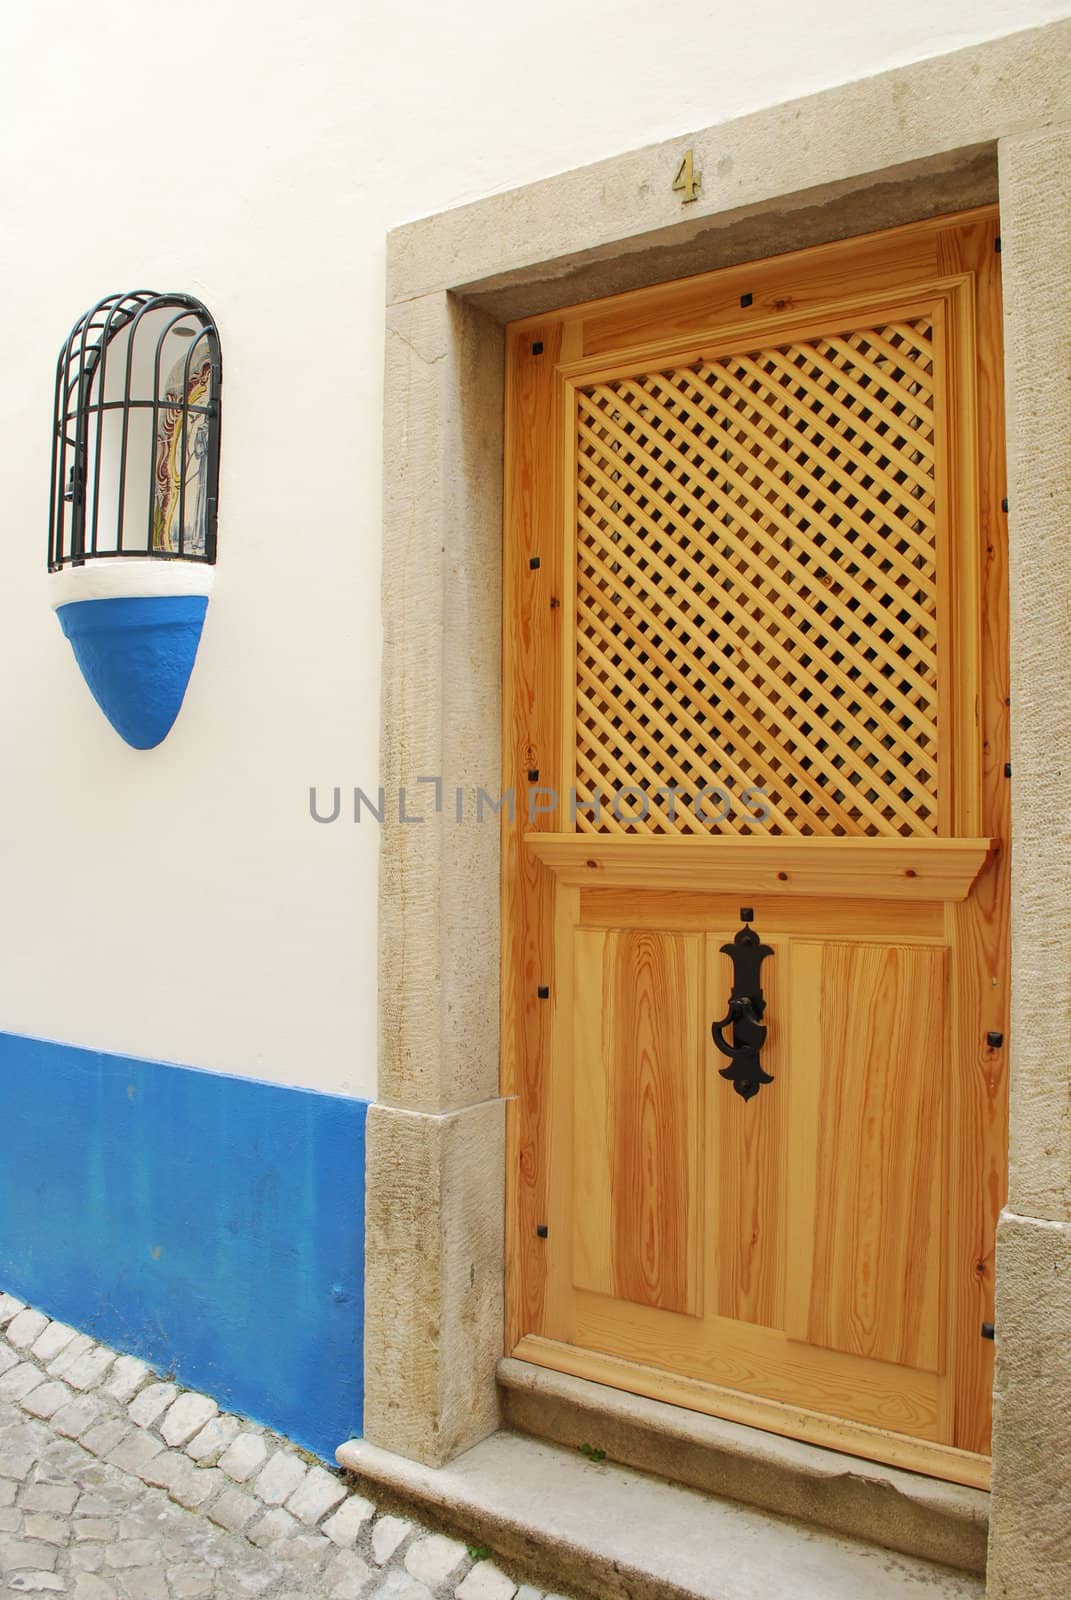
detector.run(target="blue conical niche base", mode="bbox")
[56,594,209,749]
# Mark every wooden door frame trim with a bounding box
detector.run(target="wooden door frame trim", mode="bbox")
[366,19,1071,1592]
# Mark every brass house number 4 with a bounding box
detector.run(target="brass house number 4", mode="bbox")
[672,148,701,203]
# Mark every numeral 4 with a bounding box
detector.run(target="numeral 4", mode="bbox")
[672,148,701,204]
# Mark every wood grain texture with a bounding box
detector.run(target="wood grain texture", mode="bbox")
[573,929,702,1315]
[570,1294,941,1438]
[785,942,947,1374]
[526,833,994,900]
[501,320,565,1350]
[543,884,581,1344]
[579,889,945,941]
[936,213,1010,1455]
[574,217,952,360]
[513,1335,990,1490]
[550,903,953,1443]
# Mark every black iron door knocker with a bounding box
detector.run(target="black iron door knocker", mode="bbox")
[711,909,774,1102]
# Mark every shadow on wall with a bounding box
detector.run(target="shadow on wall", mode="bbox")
[0,1031,367,1461]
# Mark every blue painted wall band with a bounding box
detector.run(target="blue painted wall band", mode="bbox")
[0,1031,366,1461]
[56,594,209,749]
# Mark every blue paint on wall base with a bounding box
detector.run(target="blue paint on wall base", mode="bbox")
[0,1032,366,1461]
[57,594,209,749]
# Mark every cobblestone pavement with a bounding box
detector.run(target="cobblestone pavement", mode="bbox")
[0,1294,573,1600]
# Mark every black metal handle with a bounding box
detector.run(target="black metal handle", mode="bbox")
[712,914,774,1101]
[711,996,762,1061]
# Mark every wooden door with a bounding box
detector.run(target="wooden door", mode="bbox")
[501,209,1008,1488]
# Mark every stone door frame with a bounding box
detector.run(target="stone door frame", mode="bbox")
[366,20,1071,1593]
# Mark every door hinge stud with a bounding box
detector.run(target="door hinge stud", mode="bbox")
[1001,497,1009,513]
[982,1322,996,1340]
[532,340,544,355]
[987,1030,1004,1048]
[537,985,550,999]
[536,1224,549,1238]
[994,236,1001,253]
[529,556,541,569]
[1004,761,1012,778]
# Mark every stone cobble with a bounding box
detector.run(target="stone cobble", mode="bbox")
[0,1295,574,1600]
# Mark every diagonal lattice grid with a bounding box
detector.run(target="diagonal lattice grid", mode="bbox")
[572,316,940,836]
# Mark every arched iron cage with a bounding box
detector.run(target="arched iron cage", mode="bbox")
[48,291,222,571]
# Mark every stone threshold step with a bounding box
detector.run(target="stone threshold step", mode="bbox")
[498,1356,989,1575]
[336,1429,985,1600]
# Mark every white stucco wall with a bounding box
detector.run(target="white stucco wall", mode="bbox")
[0,0,1065,1099]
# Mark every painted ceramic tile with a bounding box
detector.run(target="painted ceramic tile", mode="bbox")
[153,346,212,555]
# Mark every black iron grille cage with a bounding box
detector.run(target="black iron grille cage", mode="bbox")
[48,291,222,571]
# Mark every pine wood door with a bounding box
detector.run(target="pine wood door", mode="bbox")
[501,209,1008,1488]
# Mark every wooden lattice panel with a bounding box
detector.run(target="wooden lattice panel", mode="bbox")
[573,316,940,836]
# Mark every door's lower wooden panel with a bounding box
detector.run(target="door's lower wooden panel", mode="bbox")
[785,942,948,1375]
[547,903,960,1457]
[513,1334,991,1490]
[572,928,703,1316]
